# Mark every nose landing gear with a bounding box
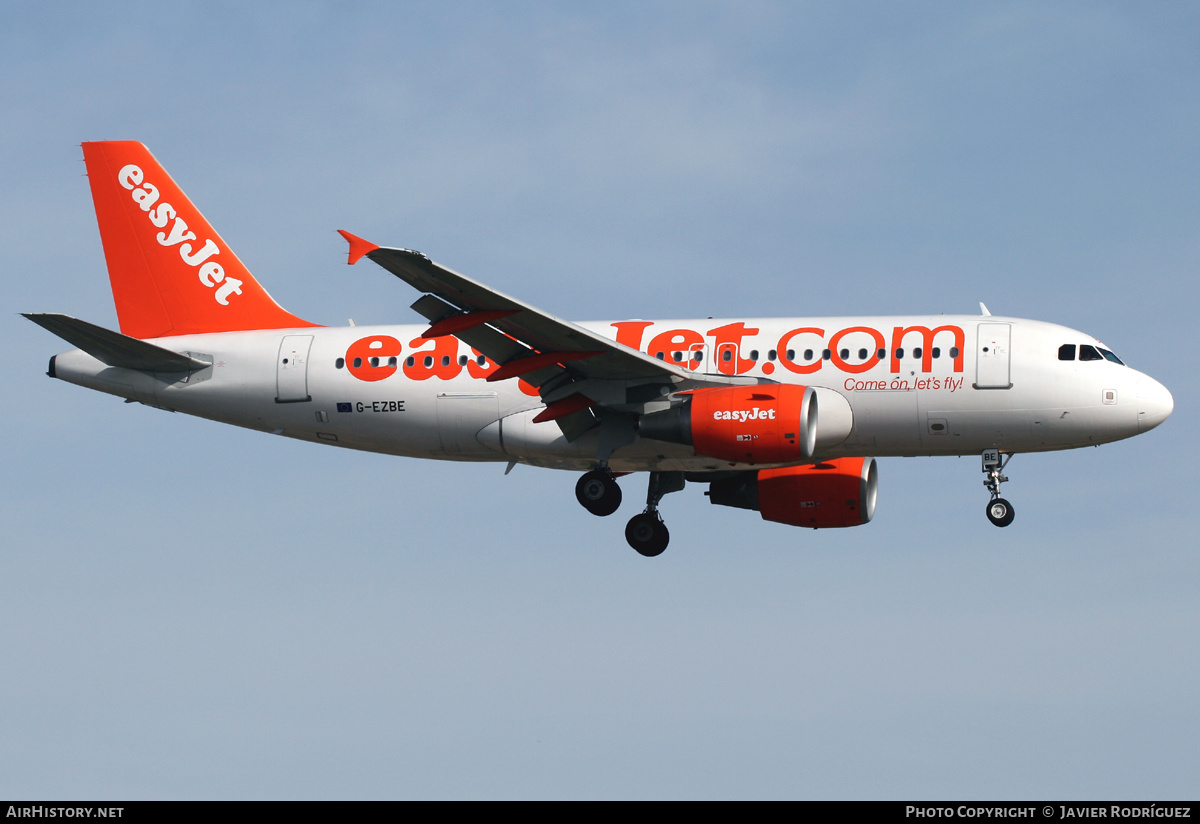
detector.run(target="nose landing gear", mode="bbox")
[982,448,1015,527]
[986,497,1015,527]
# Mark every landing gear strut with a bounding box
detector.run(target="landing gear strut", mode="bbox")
[981,448,1015,527]
[625,471,684,557]
[576,468,622,516]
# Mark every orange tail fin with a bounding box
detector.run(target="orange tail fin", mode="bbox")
[82,141,318,339]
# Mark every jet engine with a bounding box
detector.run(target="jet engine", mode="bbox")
[639,384,817,464]
[707,457,878,528]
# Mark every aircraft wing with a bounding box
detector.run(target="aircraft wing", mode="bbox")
[339,231,758,438]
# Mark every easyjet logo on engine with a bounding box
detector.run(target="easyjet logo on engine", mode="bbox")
[117,164,243,306]
[713,408,777,422]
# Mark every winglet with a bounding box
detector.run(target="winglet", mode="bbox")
[338,230,379,265]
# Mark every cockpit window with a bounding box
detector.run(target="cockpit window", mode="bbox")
[1069,342,1125,365]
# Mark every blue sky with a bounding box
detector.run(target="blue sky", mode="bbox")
[2,1,1197,799]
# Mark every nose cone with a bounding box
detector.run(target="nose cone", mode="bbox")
[1136,375,1174,433]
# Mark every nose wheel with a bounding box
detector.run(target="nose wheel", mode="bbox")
[985,497,1015,527]
[981,449,1015,527]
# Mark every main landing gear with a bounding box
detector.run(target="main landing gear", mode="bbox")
[981,448,1015,527]
[574,468,684,557]
[625,471,684,557]
[625,513,668,557]
[576,468,622,516]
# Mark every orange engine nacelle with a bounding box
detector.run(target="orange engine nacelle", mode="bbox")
[639,384,817,464]
[759,457,877,528]
[708,457,878,529]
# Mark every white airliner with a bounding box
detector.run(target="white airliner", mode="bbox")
[27,142,1174,556]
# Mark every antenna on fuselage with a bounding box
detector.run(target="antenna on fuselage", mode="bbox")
[979,302,992,316]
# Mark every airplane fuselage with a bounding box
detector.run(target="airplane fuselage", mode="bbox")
[49,314,1171,473]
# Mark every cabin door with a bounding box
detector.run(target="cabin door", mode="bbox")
[974,323,1012,389]
[276,335,313,403]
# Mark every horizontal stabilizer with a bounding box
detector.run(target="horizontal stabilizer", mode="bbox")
[23,313,209,372]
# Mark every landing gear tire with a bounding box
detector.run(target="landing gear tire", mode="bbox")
[986,497,1015,528]
[625,512,669,557]
[576,470,622,516]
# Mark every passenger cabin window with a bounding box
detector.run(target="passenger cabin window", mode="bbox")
[1059,344,1076,361]
[335,358,345,369]
[1079,345,1103,362]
